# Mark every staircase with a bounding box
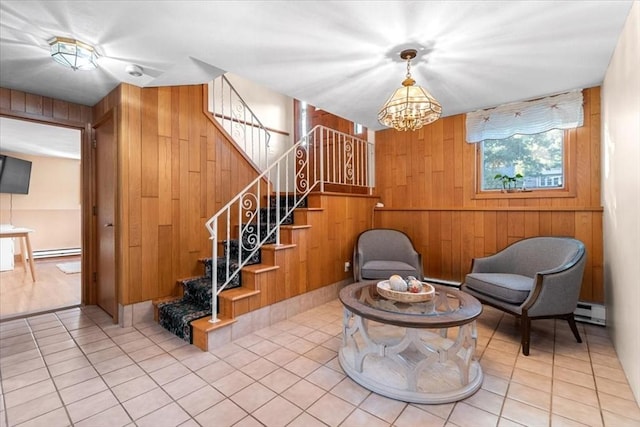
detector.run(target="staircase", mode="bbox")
[155,77,374,350]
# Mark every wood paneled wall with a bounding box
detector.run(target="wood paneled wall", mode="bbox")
[0,88,92,125]
[304,193,378,289]
[93,84,270,305]
[92,85,378,306]
[294,100,367,141]
[374,87,604,302]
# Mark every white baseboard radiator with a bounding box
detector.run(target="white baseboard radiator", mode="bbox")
[425,277,606,327]
[574,302,606,326]
[424,277,462,288]
[33,248,81,259]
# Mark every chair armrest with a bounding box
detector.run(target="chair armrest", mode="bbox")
[353,247,362,282]
[522,253,586,317]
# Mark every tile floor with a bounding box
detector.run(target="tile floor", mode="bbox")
[0,300,639,427]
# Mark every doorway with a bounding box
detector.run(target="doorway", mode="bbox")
[0,117,83,320]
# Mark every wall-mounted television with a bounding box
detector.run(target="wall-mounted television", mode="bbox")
[0,155,32,194]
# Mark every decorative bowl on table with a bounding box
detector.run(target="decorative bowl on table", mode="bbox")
[377,280,435,303]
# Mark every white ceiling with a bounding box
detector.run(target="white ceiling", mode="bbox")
[0,117,81,159]
[0,0,634,138]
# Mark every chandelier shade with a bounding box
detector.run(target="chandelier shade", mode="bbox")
[378,49,442,131]
[49,37,99,71]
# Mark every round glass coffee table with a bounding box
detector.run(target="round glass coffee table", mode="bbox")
[338,281,483,404]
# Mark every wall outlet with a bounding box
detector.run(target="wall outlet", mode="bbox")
[344,261,351,272]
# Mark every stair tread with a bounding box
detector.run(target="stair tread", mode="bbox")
[242,264,280,273]
[261,243,296,251]
[219,287,261,301]
[281,224,312,230]
[191,316,235,333]
[296,207,323,211]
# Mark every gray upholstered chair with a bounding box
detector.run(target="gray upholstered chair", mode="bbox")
[461,237,586,355]
[353,229,423,282]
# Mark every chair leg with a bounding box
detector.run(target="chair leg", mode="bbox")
[520,315,531,356]
[567,314,583,343]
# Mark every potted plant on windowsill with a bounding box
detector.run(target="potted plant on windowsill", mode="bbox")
[494,173,524,193]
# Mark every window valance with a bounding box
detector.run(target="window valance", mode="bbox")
[465,90,584,143]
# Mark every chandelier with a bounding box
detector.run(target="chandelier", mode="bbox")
[378,49,442,131]
[49,37,99,71]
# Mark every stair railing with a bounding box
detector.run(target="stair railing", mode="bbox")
[209,75,271,171]
[205,125,374,323]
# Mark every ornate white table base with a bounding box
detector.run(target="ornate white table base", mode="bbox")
[339,308,483,404]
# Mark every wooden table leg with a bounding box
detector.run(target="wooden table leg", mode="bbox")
[24,234,36,282]
[18,236,28,275]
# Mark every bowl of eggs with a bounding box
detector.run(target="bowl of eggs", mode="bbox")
[377,275,435,303]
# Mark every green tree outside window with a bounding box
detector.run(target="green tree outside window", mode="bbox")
[481,129,564,191]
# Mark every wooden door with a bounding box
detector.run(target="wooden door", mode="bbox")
[93,110,117,321]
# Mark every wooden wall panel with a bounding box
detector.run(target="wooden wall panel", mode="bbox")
[304,194,378,291]
[126,86,143,248]
[128,246,142,303]
[141,197,159,300]
[374,87,604,302]
[92,84,273,305]
[141,88,159,197]
[1,88,92,125]
[158,225,174,296]
[158,136,172,225]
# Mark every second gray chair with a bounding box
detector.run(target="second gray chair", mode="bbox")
[353,228,423,282]
[461,236,586,355]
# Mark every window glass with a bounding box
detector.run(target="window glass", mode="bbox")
[480,129,564,191]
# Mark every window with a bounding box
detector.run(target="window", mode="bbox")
[479,129,565,191]
[354,122,363,135]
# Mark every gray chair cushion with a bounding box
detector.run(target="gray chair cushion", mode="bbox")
[465,273,533,304]
[361,260,419,280]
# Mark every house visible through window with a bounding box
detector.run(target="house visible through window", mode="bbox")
[480,128,565,191]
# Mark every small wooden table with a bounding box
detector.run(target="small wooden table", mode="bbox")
[0,227,36,281]
[339,281,483,403]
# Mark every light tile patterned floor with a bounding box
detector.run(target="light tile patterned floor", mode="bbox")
[1,301,639,427]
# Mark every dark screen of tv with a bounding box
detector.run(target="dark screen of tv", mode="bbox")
[0,155,32,194]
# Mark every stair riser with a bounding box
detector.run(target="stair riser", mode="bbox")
[220,293,261,318]
[242,270,277,308]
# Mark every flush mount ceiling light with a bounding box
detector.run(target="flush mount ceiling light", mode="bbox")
[378,49,442,131]
[49,37,99,71]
